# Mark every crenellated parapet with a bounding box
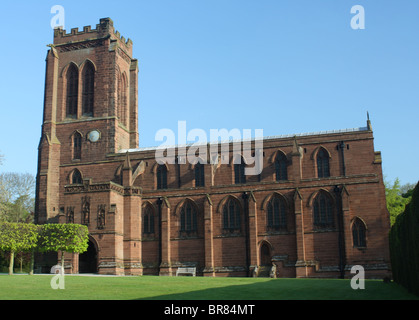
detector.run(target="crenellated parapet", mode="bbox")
[53,17,133,55]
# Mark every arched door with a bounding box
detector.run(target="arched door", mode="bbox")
[79,240,98,273]
[260,243,271,266]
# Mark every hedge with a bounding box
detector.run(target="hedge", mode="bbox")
[389,181,419,295]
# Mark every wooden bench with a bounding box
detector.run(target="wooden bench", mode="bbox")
[176,267,196,277]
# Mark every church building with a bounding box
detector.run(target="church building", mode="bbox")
[35,18,391,278]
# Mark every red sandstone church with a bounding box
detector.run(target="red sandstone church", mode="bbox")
[35,18,391,278]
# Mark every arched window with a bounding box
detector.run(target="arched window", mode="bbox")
[66,64,78,118]
[156,164,167,190]
[234,157,246,184]
[352,218,367,248]
[317,148,330,178]
[72,169,83,184]
[82,62,95,116]
[267,195,287,230]
[195,162,205,187]
[313,192,334,229]
[118,72,128,127]
[73,132,82,160]
[180,201,197,233]
[223,198,241,232]
[143,206,155,235]
[275,152,288,181]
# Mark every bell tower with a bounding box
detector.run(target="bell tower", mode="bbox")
[35,18,139,224]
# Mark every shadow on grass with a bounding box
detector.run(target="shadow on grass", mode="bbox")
[136,278,419,301]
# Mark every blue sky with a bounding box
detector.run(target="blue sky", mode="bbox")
[0,0,418,186]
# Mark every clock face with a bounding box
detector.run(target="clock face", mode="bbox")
[88,130,100,142]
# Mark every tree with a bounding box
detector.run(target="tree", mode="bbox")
[0,222,39,275]
[38,224,89,274]
[385,178,413,225]
[0,172,35,223]
[401,183,416,199]
[15,251,31,273]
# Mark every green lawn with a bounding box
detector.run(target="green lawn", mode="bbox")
[0,274,417,300]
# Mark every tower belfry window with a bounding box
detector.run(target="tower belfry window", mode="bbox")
[66,64,78,118]
[82,62,95,117]
[118,73,128,127]
[73,132,82,160]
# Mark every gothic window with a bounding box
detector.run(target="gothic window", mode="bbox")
[72,169,83,184]
[73,132,82,160]
[157,164,167,190]
[97,205,106,230]
[118,72,128,127]
[267,195,287,231]
[223,198,241,232]
[234,157,246,184]
[275,152,288,181]
[143,205,155,235]
[66,64,78,118]
[317,148,330,178]
[82,62,95,117]
[180,201,197,234]
[195,163,205,187]
[352,218,367,248]
[313,192,334,229]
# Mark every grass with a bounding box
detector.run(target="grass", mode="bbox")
[0,275,417,300]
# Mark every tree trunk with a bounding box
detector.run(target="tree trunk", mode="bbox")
[8,251,14,275]
[29,249,34,275]
[60,251,65,275]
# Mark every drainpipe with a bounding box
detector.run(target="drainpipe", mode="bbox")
[157,197,163,275]
[334,185,346,279]
[176,155,181,188]
[242,192,251,277]
[339,141,346,177]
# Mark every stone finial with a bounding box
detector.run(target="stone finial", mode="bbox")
[123,151,132,170]
[367,111,373,131]
[292,136,303,157]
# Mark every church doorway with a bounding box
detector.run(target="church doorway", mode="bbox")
[79,240,98,273]
[260,243,271,266]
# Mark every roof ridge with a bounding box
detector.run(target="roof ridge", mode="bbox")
[118,126,369,153]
